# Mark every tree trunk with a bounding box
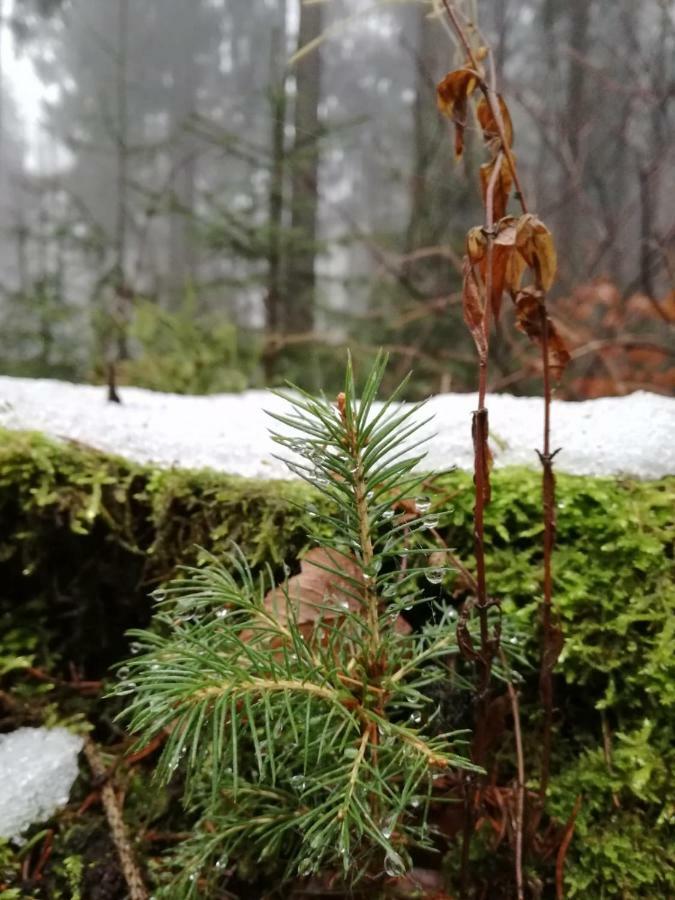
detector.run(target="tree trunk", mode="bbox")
[264,0,288,382]
[168,13,198,308]
[285,0,323,336]
[558,0,590,281]
[110,0,130,401]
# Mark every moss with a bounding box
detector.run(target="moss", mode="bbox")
[0,428,673,896]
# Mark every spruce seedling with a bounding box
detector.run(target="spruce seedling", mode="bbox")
[114,352,481,895]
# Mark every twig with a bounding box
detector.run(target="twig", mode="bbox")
[83,737,148,900]
[31,829,54,882]
[538,308,556,801]
[502,651,525,900]
[440,0,528,214]
[556,795,582,900]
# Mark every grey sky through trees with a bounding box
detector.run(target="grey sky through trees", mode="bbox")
[0,0,671,395]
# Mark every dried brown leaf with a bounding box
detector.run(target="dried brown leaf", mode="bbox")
[462,256,486,358]
[466,226,487,265]
[437,68,478,159]
[515,214,557,292]
[264,547,364,627]
[479,153,514,220]
[479,217,517,320]
[514,287,571,381]
[476,94,514,148]
[263,547,411,636]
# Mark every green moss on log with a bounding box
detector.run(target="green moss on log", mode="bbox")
[0,428,673,896]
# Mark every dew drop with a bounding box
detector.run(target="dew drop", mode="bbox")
[415,495,432,514]
[382,508,395,520]
[381,815,397,840]
[409,711,422,725]
[290,774,307,791]
[117,666,130,680]
[298,858,313,876]
[423,515,439,529]
[425,568,444,585]
[384,848,406,877]
[216,608,229,619]
[130,642,142,655]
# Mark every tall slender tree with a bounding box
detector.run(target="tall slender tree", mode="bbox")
[286,0,323,338]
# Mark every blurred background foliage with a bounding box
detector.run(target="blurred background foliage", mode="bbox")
[0,0,672,398]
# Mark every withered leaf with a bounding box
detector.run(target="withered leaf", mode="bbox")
[479,216,517,320]
[515,214,557,292]
[265,547,364,627]
[264,547,411,635]
[437,68,478,159]
[476,94,514,147]
[466,226,487,265]
[479,152,514,221]
[514,287,571,381]
[462,256,487,358]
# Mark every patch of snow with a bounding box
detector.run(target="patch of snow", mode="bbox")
[0,727,84,839]
[0,377,673,479]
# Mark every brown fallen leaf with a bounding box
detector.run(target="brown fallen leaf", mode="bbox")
[264,547,411,636]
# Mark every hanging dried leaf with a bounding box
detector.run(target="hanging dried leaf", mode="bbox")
[515,215,557,292]
[462,256,487,358]
[476,94,514,147]
[437,68,478,159]
[514,287,571,381]
[264,547,411,635]
[466,226,487,264]
[479,217,517,320]
[479,153,514,220]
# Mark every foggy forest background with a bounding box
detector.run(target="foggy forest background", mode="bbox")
[0,0,673,400]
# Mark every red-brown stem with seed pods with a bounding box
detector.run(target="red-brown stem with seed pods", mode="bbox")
[440,1,566,894]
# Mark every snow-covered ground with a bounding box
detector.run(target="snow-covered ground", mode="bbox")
[0,728,83,839]
[0,377,673,479]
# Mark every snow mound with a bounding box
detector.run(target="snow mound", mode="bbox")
[0,727,84,839]
[0,377,673,479]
